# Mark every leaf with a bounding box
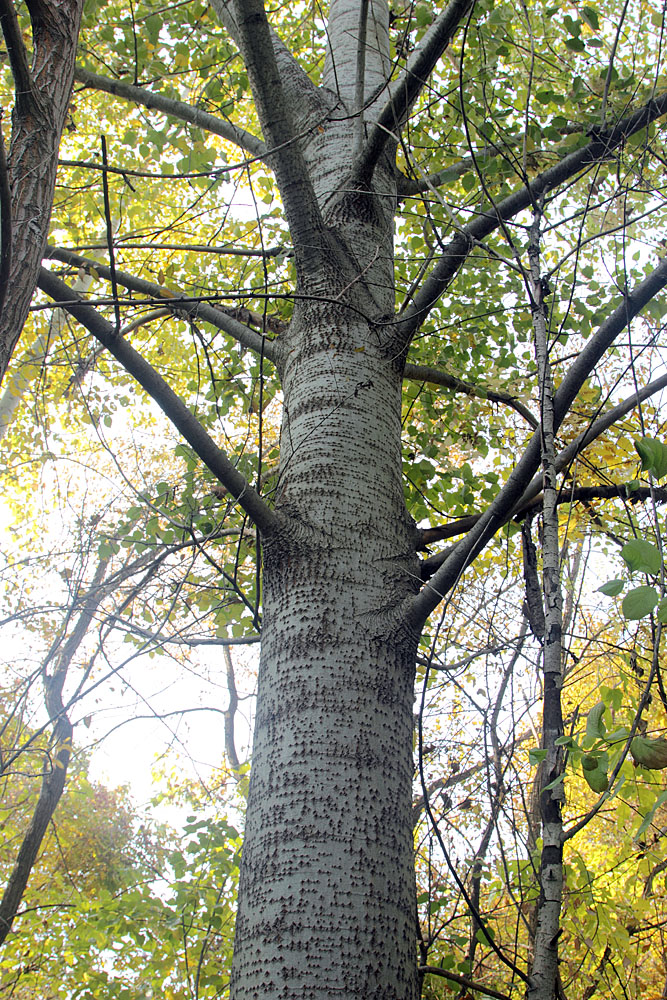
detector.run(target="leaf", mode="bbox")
[597,578,625,596]
[620,539,661,576]
[586,702,606,742]
[622,585,659,620]
[636,790,667,839]
[583,767,609,793]
[635,436,667,479]
[630,737,667,769]
[529,748,548,765]
[581,6,600,30]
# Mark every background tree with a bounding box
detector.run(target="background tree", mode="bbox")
[1,0,667,998]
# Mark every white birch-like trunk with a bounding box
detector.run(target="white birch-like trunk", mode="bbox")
[231,319,421,998]
[230,4,421,996]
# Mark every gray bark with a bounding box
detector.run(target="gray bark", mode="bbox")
[227,4,424,994]
[231,315,421,997]
[525,213,565,1000]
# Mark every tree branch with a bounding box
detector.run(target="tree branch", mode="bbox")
[403,361,537,428]
[0,558,108,946]
[351,0,474,185]
[419,965,510,1000]
[404,256,667,626]
[398,90,667,341]
[419,370,667,577]
[0,111,11,325]
[74,66,267,160]
[210,0,325,135]
[44,246,279,363]
[0,0,37,114]
[0,0,85,385]
[37,268,279,537]
[353,0,370,157]
[227,0,328,276]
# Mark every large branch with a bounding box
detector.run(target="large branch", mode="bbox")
[44,246,279,364]
[74,66,267,160]
[0,0,37,115]
[0,0,85,385]
[419,371,667,577]
[209,0,325,136]
[403,256,667,627]
[227,0,328,277]
[37,268,279,536]
[398,91,667,342]
[351,0,475,185]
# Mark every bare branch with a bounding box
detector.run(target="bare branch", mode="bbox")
[0,558,108,946]
[0,111,11,325]
[403,361,537,427]
[353,0,371,157]
[223,645,241,770]
[398,91,667,341]
[210,0,324,133]
[352,0,475,185]
[37,267,279,537]
[74,66,267,160]
[0,0,36,113]
[227,0,328,276]
[419,965,510,1000]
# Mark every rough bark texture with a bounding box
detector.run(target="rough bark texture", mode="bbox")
[0,0,84,384]
[231,319,421,997]
[227,3,424,993]
[525,219,565,1000]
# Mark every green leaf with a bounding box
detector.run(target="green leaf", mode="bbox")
[622,585,659,620]
[529,748,548,765]
[620,539,662,575]
[636,790,667,839]
[581,6,600,30]
[586,701,606,742]
[598,578,625,596]
[658,597,667,624]
[582,767,609,793]
[635,436,667,479]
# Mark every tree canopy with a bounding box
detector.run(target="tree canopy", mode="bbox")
[2,0,667,997]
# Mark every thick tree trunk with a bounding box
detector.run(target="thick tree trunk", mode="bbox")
[231,298,421,998]
[228,2,423,995]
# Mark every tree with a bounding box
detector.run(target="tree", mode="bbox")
[1,0,667,998]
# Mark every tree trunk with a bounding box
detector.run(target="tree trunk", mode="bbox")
[231,291,422,999]
[0,0,84,384]
[226,4,427,990]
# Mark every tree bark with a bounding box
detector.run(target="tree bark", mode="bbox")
[0,0,84,384]
[230,302,421,998]
[225,4,429,992]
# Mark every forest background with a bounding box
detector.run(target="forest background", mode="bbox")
[2,0,667,998]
